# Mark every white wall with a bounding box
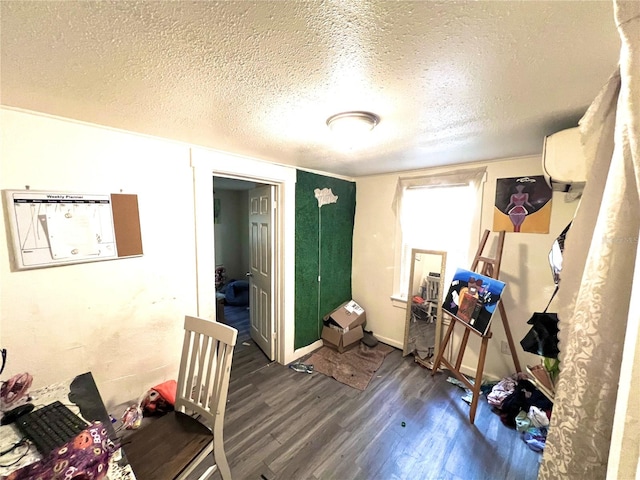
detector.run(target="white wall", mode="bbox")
[0,108,197,407]
[353,158,577,380]
[0,108,305,405]
[214,189,248,280]
[0,107,581,403]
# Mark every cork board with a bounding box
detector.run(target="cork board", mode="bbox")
[111,193,143,257]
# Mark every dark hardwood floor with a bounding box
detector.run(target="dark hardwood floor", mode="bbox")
[208,306,543,480]
[221,304,274,382]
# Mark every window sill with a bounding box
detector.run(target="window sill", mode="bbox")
[390,295,407,309]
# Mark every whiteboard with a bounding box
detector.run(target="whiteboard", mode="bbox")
[4,190,118,270]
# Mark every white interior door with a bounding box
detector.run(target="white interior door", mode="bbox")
[248,185,275,359]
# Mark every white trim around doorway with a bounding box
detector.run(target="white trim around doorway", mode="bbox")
[190,147,297,365]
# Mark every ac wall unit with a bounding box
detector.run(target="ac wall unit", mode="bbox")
[542,127,587,192]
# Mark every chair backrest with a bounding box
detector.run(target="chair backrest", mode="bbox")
[175,316,238,428]
[426,274,440,302]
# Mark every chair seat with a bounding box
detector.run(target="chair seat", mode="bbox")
[125,411,212,480]
[125,316,237,480]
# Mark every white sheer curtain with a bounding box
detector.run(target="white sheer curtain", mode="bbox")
[539,1,640,478]
[392,168,486,297]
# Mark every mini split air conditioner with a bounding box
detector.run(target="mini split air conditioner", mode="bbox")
[542,127,588,192]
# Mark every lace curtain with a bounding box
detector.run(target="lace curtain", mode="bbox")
[539,1,640,478]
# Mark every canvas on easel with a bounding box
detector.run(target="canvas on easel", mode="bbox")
[431,230,521,425]
[443,268,506,336]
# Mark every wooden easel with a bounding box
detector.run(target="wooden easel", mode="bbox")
[431,229,521,424]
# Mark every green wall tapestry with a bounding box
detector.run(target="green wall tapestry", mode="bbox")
[294,170,356,349]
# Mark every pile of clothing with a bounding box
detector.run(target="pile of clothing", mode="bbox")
[487,373,553,452]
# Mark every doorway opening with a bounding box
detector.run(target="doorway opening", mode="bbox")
[213,176,277,375]
[192,148,296,366]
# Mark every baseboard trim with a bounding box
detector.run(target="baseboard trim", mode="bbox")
[455,364,501,383]
[373,334,403,350]
[289,335,405,364]
[289,340,323,363]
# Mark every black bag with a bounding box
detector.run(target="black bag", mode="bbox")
[520,310,559,359]
[520,223,570,359]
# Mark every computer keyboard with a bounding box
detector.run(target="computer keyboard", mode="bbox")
[15,400,89,456]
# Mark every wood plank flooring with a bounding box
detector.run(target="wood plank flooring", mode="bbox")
[206,306,543,479]
[221,304,274,382]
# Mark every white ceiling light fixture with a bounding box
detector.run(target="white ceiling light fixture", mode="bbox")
[326,111,380,136]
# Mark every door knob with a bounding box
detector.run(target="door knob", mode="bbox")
[246,272,253,277]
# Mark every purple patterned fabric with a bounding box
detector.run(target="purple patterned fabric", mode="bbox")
[4,422,116,480]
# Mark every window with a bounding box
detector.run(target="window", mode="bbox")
[393,168,486,300]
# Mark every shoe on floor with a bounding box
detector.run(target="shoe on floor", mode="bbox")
[362,330,379,347]
[289,363,313,374]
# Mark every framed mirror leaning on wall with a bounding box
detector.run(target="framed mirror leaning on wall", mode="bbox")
[403,249,447,369]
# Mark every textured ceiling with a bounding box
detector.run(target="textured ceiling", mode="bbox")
[0,1,620,177]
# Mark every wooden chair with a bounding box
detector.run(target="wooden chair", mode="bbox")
[125,315,238,480]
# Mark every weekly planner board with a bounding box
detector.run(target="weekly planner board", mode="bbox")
[4,190,120,270]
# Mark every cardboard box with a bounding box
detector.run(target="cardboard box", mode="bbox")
[321,325,363,353]
[321,300,366,353]
[324,300,366,330]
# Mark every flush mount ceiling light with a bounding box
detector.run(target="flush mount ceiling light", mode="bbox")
[326,111,380,135]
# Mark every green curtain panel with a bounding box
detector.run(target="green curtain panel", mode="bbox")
[294,170,356,349]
